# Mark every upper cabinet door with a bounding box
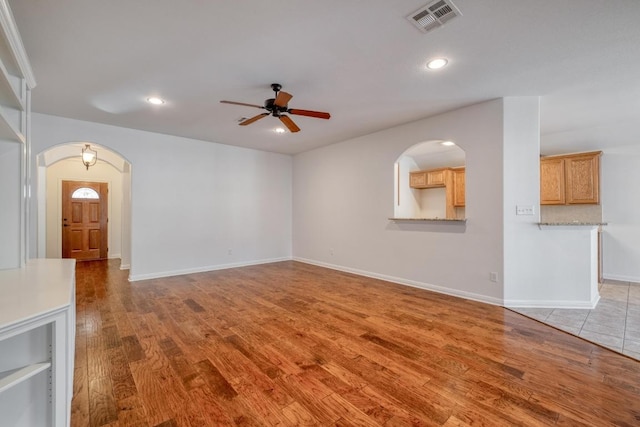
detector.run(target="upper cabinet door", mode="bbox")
[540,158,566,205]
[452,168,465,207]
[540,151,601,205]
[409,169,450,189]
[409,171,427,188]
[565,153,600,204]
[426,169,447,187]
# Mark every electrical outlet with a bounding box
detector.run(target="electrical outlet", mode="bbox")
[489,272,498,282]
[516,205,535,216]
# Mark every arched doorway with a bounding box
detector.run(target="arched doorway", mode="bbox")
[36,142,132,270]
[394,140,466,219]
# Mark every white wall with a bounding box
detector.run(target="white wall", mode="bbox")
[293,99,505,304]
[418,187,446,219]
[502,97,542,303]
[29,113,292,281]
[293,97,599,307]
[0,142,22,270]
[45,158,123,259]
[601,150,640,282]
[542,123,640,283]
[393,156,420,218]
[501,97,595,307]
[502,97,599,307]
[121,163,131,269]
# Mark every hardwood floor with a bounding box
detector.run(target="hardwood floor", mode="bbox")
[72,260,640,426]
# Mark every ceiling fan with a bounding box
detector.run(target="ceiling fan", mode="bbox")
[220,83,330,133]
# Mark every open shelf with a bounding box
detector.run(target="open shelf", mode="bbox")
[0,55,24,110]
[0,103,24,143]
[0,362,51,394]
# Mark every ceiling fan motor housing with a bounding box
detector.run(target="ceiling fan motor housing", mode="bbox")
[264,98,288,116]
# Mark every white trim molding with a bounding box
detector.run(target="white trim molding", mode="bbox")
[0,0,36,89]
[504,294,600,310]
[294,257,504,307]
[128,257,292,282]
[603,274,640,284]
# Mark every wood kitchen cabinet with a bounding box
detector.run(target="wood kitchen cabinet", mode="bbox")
[409,171,427,188]
[565,153,600,204]
[410,168,449,189]
[540,157,566,204]
[409,167,463,219]
[452,167,465,207]
[540,151,601,205]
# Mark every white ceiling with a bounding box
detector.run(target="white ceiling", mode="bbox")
[9,0,640,155]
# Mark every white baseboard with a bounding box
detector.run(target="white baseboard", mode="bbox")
[603,274,640,284]
[505,294,600,310]
[120,263,130,270]
[293,257,504,306]
[128,257,292,282]
[108,253,121,260]
[125,256,603,309]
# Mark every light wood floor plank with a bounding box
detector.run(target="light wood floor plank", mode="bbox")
[73,260,640,426]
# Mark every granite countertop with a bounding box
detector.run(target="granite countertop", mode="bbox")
[389,217,467,222]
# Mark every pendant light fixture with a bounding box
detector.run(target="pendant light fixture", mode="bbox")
[81,144,97,170]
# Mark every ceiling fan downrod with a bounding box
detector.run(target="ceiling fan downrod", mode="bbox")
[271,83,282,94]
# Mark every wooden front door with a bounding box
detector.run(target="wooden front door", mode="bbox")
[62,181,108,260]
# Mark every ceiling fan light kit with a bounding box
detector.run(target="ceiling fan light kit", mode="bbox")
[220,83,330,133]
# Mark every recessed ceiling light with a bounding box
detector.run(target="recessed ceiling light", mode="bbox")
[426,58,448,70]
[274,127,286,134]
[441,140,455,146]
[146,97,165,105]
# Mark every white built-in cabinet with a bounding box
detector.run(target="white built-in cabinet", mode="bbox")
[0,259,76,427]
[0,0,36,270]
[0,2,75,427]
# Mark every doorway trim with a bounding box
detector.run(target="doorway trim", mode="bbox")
[36,142,132,271]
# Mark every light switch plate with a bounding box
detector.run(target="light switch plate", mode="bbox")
[516,205,535,215]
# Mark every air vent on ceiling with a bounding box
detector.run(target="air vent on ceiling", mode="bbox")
[407,0,462,33]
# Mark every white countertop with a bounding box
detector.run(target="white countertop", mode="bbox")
[0,259,76,331]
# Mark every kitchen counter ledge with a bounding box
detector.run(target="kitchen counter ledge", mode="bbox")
[389,217,466,222]
[538,222,607,226]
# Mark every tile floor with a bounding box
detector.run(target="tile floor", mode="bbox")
[511,280,640,361]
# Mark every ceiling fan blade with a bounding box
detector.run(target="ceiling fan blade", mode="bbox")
[274,91,293,108]
[279,115,300,133]
[220,100,264,109]
[239,113,269,126]
[288,109,331,120]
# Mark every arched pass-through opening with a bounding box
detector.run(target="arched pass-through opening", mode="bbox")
[36,142,132,271]
[394,140,466,220]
